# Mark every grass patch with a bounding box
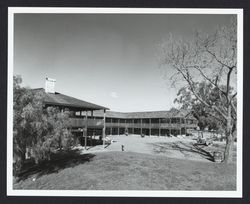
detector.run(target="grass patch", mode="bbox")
[14,151,236,190]
[15,150,95,182]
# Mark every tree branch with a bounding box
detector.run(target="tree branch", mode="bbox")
[187,65,227,97]
[231,92,237,99]
[173,65,228,121]
[205,48,235,70]
[230,101,237,115]
[207,112,226,125]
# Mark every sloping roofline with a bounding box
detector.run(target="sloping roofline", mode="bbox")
[32,88,109,111]
[32,88,196,119]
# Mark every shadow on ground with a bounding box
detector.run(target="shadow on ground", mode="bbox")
[79,138,103,147]
[152,141,215,162]
[16,150,96,181]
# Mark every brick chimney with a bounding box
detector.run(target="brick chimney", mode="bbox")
[45,77,56,93]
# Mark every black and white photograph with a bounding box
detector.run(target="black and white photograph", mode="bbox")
[7,8,243,197]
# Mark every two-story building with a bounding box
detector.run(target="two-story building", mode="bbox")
[70,109,197,137]
[34,78,198,147]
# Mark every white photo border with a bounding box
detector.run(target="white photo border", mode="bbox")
[7,7,243,197]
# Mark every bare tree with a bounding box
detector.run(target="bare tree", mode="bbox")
[159,17,237,163]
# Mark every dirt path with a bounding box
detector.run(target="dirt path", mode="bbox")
[76,135,235,163]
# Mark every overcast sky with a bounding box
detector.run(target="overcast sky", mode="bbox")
[14,13,232,112]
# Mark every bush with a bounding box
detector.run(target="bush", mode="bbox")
[13,75,73,175]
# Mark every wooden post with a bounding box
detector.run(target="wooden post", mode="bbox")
[103,109,106,148]
[84,111,88,150]
[149,118,151,136]
[159,119,160,137]
[118,119,120,135]
[184,118,187,136]
[140,119,142,135]
[91,110,93,145]
[110,118,113,135]
[179,117,181,136]
[170,118,172,136]
[132,119,134,134]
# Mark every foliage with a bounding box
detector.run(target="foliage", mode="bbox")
[13,75,73,175]
[174,81,236,132]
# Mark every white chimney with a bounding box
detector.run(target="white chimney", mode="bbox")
[45,77,56,93]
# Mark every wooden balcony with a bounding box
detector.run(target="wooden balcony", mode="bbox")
[70,118,197,129]
[70,118,104,127]
[106,123,197,129]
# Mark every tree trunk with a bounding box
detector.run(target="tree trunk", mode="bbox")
[21,150,26,161]
[224,131,234,163]
[223,105,234,163]
[59,135,62,150]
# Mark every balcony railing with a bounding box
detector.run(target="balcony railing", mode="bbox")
[70,118,197,129]
[70,118,104,127]
[105,123,197,129]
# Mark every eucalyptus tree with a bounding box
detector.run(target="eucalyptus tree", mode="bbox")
[159,17,237,162]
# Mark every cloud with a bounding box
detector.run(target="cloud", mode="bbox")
[110,91,118,99]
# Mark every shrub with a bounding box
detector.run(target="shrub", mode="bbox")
[13,75,73,175]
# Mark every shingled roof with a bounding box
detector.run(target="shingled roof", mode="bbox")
[33,88,109,111]
[92,109,195,119]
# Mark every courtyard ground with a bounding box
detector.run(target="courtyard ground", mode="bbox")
[13,135,237,190]
[78,135,236,163]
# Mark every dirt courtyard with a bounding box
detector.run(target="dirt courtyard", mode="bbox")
[77,134,236,163]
